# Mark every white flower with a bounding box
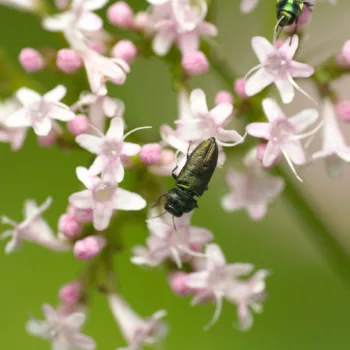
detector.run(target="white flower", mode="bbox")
[0,98,28,150]
[186,244,255,329]
[76,117,150,182]
[71,92,125,131]
[240,0,260,13]
[108,294,167,350]
[245,35,315,104]
[222,150,284,220]
[312,98,350,177]
[5,86,75,136]
[26,304,96,350]
[69,167,146,231]
[131,212,213,267]
[1,197,70,254]
[246,98,320,181]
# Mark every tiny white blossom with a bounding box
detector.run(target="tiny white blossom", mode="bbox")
[5,86,75,136]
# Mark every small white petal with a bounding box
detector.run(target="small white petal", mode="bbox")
[106,117,124,140]
[246,122,271,139]
[152,30,176,56]
[69,190,93,209]
[251,36,274,63]
[5,109,31,128]
[16,88,41,106]
[190,89,209,116]
[275,79,294,104]
[78,12,103,31]
[210,103,233,126]
[76,134,103,154]
[33,117,52,136]
[245,69,274,97]
[114,188,146,211]
[43,85,66,102]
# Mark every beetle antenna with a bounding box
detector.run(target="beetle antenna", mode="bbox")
[172,216,177,231]
[150,211,167,219]
[273,16,285,47]
[151,193,167,208]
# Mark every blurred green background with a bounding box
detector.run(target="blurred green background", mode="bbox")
[1,0,350,349]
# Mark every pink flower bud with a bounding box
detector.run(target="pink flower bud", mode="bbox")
[140,143,162,165]
[107,1,134,29]
[88,42,106,55]
[74,235,107,260]
[169,272,193,296]
[341,40,350,65]
[298,5,313,25]
[19,48,44,72]
[181,51,209,76]
[112,40,137,64]
[234,78,248,99]
[59,214,83,239]
[68,206,93,223]
[37,130,56,147]
[133,11,151,31]
[275,39,285,49]
[336,100,350,122]
[67,114,89,136]
[56,49,82,74]
[257,143,280,168]
[59,281,81,305]
[215,91,234,105]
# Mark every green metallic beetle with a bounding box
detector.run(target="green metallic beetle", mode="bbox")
[276,0,313,30]
[161,137,219,218]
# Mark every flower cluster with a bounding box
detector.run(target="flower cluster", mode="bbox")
[0,0,349,349]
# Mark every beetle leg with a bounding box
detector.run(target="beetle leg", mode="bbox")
[187,141,192,159]
[171,165,178,180]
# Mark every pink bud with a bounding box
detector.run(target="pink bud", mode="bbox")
[341,40,350,65]
[133,11,151,31]
[169,272,193,296]
[37,130,56,147]
[59,214,83,239]
[140,143,162,165]
[59,281,81,305]
[215,91,234,105]
[112,40,137,64]
[234,78,248,99]
[19,48,44,72]
[68,206,93,223]
[56,49,82,74]
[336,101,350,122]
[67,114,89,136]
[74,235,107,260]
[257,143,280,168]
[298,5,313,25]
[181,51,209,76]
[275,39,285,49]
[107,1,134,29]
[88,42,106,55]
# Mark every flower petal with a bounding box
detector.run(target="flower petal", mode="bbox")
[93,202,114,231]
[114,188,146,211]
[245,69,274,97]
[106,117,124,140]
[43,85,66,102]
[279,34,299,59]
[5,109,31,128]
[262,98,285,122]
[121,142,140,156]
[64,312,86,330]
[78,12,103,32]
[289,109,318,133]
[16,88,41,106]
[69,190,93,209]
[251,36,274,63]
[190,89,208,116]
[290,61,314,78]
[47,104,75,121]
[152,30,176,56]
[206,243,226,269]
[275,79,294,104]
[177,31,200,54]
[210,103,233,126]
[262,141,281,167]
[246,122,271,139]
[283,141,306,165]
[33,117,52,136]
[75,134,103,154]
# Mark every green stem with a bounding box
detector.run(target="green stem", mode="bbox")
[205,48,350,287]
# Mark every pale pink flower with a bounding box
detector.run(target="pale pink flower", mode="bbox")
[72,92,125,131]
[152,11,217,56]
[107,293,167,350]
[43,0,108,37]
[222,149,284,220]
[312,99,350,177]
[0,98,28,151]
[79,47,130,96]
[131,213,213,268]
[161,89,244,166]
[245,35,315,104]
[226,269,269,331]
[76,117,150,182]
[1,197,70,254]
[5,86,75,136]
[240,0,259,13]
[26,304,96,350]
[69,167,146,231]
[186,244,256,329]
[246,98,320,181]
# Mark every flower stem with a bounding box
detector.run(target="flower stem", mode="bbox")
[205,47,350,287]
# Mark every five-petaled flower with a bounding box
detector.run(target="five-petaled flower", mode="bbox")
[132,212,213,268]
[69,167,146,231]
[245,35,314,104]
[76,117,150,182]
[5,86,75,136]
[246,98,320,181]
[108,293,167,350]
[26,304,96,350]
